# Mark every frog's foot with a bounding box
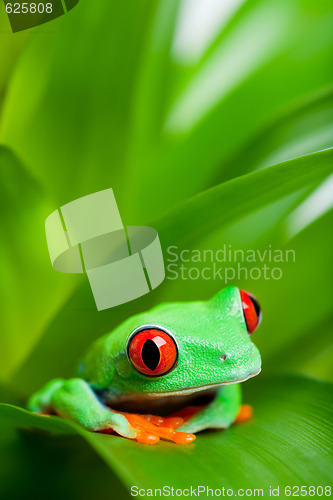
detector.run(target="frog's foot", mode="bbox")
[235,404,253,423]
[103,412,196,445]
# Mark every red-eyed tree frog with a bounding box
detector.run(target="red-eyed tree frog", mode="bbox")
[28,286,262,445]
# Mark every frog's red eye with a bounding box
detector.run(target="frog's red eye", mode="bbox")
[240,290,262,334]
[128,328,178,376]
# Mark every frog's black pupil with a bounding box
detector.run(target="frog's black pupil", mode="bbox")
[249,293,262,325]
[141,339,160,371]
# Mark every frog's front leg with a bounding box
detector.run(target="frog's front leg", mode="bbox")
[28,379,196,444]
[177,384,242,434]
[28,378,136,439]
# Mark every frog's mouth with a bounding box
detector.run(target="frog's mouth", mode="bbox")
[104,369,260,416]
[147,369,261,397]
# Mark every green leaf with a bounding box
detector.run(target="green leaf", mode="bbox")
[155,148,333,246]
[257,209,333,367]
[0,3,30,111]
[127,0,333,219]
[0,386,128,500]
[1,375,332,492]
[0,0,156,209]
[128,0,180,156]
[3,0,333,223]
[212,87,333,184]
[0,146,77,379]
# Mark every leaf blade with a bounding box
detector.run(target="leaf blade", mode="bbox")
[1,375,332,490]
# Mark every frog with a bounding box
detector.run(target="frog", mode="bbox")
[28,286,262,445]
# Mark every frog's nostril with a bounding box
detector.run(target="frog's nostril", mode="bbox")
[220,354,227,361]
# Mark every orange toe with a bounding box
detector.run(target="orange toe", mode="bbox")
[121,412,196,445]
[136,431,160,444]
[141,414,184,429]
[235,404,253,423]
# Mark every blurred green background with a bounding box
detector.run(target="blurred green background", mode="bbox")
[0,0,332,498]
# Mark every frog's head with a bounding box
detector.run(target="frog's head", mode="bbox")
[80,287,262,401]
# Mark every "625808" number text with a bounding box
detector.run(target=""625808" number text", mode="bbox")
[5,3,53,14]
